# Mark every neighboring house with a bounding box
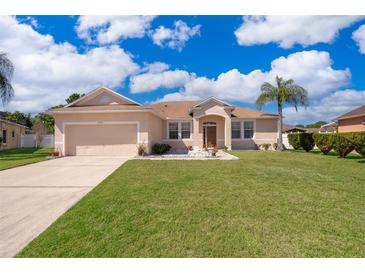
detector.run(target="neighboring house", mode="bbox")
[335,105,365,133]
[319,122,337,133]
[282,124,307,133]
[0,119,27,151]
[49,87,279,156]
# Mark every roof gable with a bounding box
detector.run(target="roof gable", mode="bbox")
[66,87,141,107]
[192,97,232,108]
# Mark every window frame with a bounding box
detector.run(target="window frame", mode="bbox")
[231,119,256,140]
[2,129,7,144]
[167,121,193,140]
[181,121,192,139]
[243,120,255,139]
[231,121,242,139]
[168,122,179,140]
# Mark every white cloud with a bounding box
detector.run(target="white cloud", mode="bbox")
[157,50,350,103]
[140,61,170,73]
[0,16,139,113]
[76,15,155,44]
[235,16,364,48]
[283,90,365,124]
[150,20,201,51]
[352,24,365,54]
[130,67,194,94]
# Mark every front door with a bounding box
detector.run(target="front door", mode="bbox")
[206,126,217,147]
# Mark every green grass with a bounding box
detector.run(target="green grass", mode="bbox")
[18,150,365,257]
[0,148,53,171]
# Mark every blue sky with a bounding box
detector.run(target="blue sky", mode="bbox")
[1,15,365,124]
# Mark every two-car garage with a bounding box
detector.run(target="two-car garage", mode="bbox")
[64,123,138,157]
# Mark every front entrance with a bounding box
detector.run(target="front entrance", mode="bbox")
[203,122,217,148]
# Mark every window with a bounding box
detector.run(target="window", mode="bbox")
[181,122,191,139]
[12,130,15,138]
[2,130,7,143]
[231,122,241,139]
[168,122,179,139]
[244,121,254,139]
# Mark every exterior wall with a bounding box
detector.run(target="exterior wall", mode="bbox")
[54,112,159,155]
[148,113,163,149]
[162,119,194,152]
[0,121,26,151]
[232,118,278,150]
[338,116,365,132]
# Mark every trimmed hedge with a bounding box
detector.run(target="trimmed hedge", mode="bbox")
[345,132,365,157]
[291,132,364,158]
[288,133,315,152]
[288,134,301,150]
[313,133,334,155]
[300,133,315,152]
[332,133,355,158]
[151,143,171,155]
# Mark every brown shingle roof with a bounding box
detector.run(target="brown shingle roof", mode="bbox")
[231,106,278,119]
[49,99,278,119]
[150,101,199,119]
[150,100,277,119]
[336,105,365,120]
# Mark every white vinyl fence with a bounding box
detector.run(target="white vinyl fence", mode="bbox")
[282,133,292,149]
[21,134,54,148]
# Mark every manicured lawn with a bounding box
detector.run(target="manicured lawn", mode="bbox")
[0,148,53,171]
[18,151,365,257]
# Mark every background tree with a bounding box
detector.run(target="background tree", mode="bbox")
[305,121,327,128]
[32,112,55,133]
[5,111,33,128]
[65,93,85,104]
[0,53,14,105]
[256,76,308,151]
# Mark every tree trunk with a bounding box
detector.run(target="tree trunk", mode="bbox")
[277,102,284,151]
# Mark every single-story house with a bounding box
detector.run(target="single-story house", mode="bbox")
[282,124,307,133]
[0,119,27,151]
[319,122,337,133]
[49,87,279,156]
[336,105,365,133]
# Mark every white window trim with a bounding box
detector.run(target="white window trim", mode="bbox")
[231,121,242,140]
[167,121,192,140]
[231,120,256,140]
[243,120,256,140]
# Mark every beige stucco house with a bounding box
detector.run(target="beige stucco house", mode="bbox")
[50,87,279,156]
[336,105,365,133]
[0,119,27,151]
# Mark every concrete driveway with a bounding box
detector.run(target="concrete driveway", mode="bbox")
[0,156,130,257]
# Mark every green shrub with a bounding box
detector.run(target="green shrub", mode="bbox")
[299,133,315,152]
[272,143,278,150]
[288,133,301,150]
[345,132,365,157]
[332,133,355,158]
[313,133,334,154]
[259,143,271,151]
[152,143,171,154]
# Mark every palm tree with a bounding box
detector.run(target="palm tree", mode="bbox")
[0,53,14,105]
[256,76,308,151]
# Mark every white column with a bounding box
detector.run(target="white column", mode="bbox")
[225,116,232,150]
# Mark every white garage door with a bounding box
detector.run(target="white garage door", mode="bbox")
[65,124,138,156]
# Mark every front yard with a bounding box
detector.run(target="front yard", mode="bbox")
[18,150,365,257]
[0,148,53,171]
